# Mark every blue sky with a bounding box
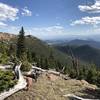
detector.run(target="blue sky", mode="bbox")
[0,0,100,40]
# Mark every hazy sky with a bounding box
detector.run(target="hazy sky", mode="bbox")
[0,0,100,39]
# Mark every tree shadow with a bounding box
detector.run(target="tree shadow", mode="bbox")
[79,88,100,99]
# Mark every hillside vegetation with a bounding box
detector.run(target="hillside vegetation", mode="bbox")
[9,34,73,71]
[25,35,71,65]
[0,70,16,93]
[55,45,100,66]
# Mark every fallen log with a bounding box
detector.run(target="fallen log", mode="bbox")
[63,94,97,100]
[47,70,60,76]
[32,66,46,72]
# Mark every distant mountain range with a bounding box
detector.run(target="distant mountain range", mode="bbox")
[46,39,100,49]
[45,40,69,45]
[1,32,100,67]
[55,44,100,67]
[45,34,100,44]
[67,39,100,49]
[47,37,100,67]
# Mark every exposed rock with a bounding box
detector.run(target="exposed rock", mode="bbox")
[0,32,15,41]
[46,73,59,81]
[25,77,33,90]
[81,80,89,85]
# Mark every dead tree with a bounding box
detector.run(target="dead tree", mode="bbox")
[68,46,79,77]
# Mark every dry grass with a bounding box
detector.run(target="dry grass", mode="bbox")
[6,73,99,100]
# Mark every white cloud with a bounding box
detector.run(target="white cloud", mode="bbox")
[0,2,19,21]
[0,2,19,28]
[28,26,64,35]
[22,7,32,16]
[1,25,21,34]
[0,22,7,27]
[71,16,100,25]
[25,25,67,39]
[0,25,67,39]
[73,0,100,26]
[78,0,100,13]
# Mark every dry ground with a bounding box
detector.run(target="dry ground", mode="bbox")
[6,73,100,100]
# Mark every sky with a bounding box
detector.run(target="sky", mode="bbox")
[0,0,100,40]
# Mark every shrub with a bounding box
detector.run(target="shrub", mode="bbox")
[97,72,100,87]
[69,69,77,78]
[86,68,97,84]
[20,61,31,72]
[0,70,17,92]
[0,53,9,64]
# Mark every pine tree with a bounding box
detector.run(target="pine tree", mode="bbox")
[44,58,49,69]
[27,49,32,63]
[48,50,56,68]
[8,43,16,57]
[49,50,54,60]
[97,72,100,87]
[32,52,37,62]
[16,27,26,60]
[56,61,62,71]
[40,56,44,68]
[86,65,97,84]
[36,58,41,67]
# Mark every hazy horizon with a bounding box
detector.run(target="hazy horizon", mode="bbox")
[0,0,100,40]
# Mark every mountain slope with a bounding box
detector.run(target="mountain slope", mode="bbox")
[55,45,100,66]
[24,35,72,65]
[0,32,90,67]
[49,39,100,49]
[67,39,100,49]
[8,34,72,66]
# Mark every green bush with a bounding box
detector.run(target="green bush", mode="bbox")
[21,61,31,71]
[0,53,9,64]
[97,72,100,87]
[86,67,97,84]
[0,70,17,92]
[69,69,77,78]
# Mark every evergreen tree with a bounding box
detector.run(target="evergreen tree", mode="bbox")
[8,43,16,57]
[27,49,32,63]
[44,58,49,69]
[49,50,54,60]
[48,50,56,68]
[97,72,100,87]
[36,58,41,67]
[0,42,7,55]
[32,52,36,62]
[55,61,62,72]
[40,56,44,68]
[16,27,26,60]
[86,65,97,84]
